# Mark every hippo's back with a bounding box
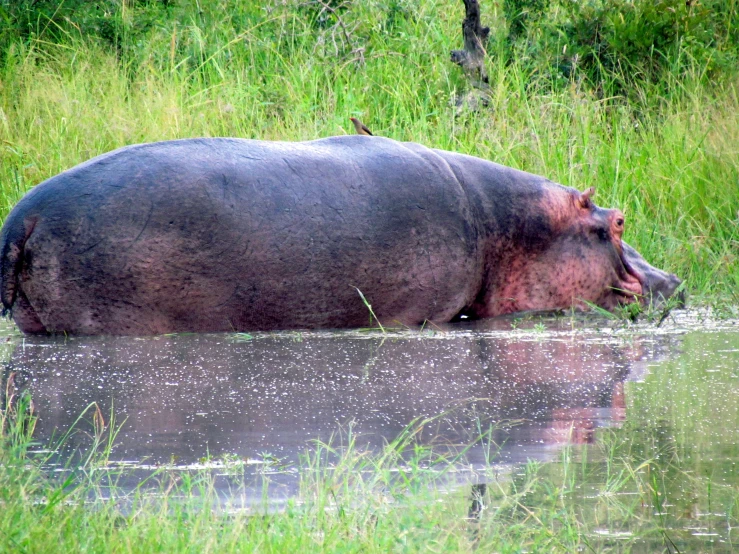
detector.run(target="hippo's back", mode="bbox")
[0,137,483,335]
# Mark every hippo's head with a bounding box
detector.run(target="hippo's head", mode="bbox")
[484,187,682,316]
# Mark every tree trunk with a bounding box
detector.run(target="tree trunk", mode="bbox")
[450,0,490,86]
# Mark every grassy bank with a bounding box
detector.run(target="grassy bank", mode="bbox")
[0,1,737,304]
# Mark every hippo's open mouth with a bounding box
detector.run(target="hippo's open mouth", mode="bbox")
[613,255,644,301]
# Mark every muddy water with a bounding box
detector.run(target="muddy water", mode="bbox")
[2,312,739,512]
[3,317,673,466]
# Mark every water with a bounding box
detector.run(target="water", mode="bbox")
[3,315,681,466]
[2,310,739,548]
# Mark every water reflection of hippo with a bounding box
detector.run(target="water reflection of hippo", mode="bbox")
[0,137,681,335]
[5,329,681,465]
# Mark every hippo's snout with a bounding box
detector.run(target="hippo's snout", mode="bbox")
[643,271,684,307]
[622,242,684,308]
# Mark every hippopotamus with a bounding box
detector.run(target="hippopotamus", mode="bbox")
[0,136,681,335]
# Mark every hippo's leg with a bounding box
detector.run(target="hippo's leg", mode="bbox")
[10,288,46,334]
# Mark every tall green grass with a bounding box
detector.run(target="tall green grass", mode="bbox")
[0,0,737,303]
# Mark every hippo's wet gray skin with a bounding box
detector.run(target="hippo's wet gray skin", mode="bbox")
[0,137,681,335]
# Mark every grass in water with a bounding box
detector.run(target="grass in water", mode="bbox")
[353,286,386,333]
[2,396,739,552]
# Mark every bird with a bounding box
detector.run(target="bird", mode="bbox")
[350,117,373,136]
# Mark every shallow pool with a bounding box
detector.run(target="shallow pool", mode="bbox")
[2,309,739,549]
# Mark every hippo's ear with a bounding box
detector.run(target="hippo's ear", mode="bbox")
[578,187,595,210]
